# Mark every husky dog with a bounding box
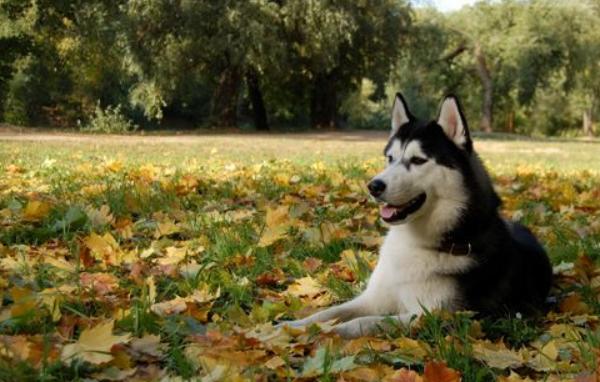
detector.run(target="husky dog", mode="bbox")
[280,93,553,338]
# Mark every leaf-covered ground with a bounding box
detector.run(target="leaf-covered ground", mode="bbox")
[0,133,599,381]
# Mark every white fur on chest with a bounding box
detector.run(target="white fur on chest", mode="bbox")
[361,227,475,315]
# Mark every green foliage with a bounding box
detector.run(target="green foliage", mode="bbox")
[80,103,138,134]
[1,0,600,135]
[340,79,389,129]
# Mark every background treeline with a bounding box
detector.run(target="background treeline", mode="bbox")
[1,0,599,136]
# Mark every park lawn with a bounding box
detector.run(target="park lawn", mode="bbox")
[0,132,599,381]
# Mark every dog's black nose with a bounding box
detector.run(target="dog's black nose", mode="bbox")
[368,179,386,197]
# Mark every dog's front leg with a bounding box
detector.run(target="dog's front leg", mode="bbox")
[333,312,417,339]
[278,295,370,328]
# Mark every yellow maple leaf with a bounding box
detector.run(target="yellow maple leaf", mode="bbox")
[61,320,131,365]
[23,200,51,222]
[285,276,331,307]
[154,221,180,238]
[258,226,287,247]
[157,246,187,266]
[84,232,117,256]
[285,276,324,299]
[472,340,525,369]
[258,205,293,247]
[393,337,431,361]
[44,256,76,273]
[39,285,76,322]
[265,205,289,227]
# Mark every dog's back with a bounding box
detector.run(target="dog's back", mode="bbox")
[456,219,552,315]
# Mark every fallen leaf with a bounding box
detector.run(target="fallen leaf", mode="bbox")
[23,200,51,221]
[498,371,535,382]
[383,368,423,382]
[423,361,461,382]
[473,340,524,369]
[80,272,119,296]
[61,320,131,365]
[559,294,590,314]
[157,246,187,266]
[264,355,286,370]
[10,286,36,317]
[129,335,165,359]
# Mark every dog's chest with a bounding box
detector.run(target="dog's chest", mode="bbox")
[364,229,475,314]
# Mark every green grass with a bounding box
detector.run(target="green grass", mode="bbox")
[0,131,599,381]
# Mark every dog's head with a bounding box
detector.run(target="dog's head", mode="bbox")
[368,93,474,226]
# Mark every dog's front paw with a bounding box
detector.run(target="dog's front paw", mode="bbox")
[333,316,388,338]
[275,319,308,329]
[333,320,364,339]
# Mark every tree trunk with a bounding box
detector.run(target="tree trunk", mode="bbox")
[583,108,594,137]
[506,110,515,133]
[474,42,493,133]
[245,67,269,131]
[211,66,241,128]
[310,71,338,129]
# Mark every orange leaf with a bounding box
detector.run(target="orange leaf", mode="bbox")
[423,361,461,382]
[559,294,590,314]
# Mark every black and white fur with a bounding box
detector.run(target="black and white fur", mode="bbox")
[279,93,552,338]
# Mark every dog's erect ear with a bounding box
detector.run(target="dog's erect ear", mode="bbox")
[391,93,412,136]
[437,95,472,151]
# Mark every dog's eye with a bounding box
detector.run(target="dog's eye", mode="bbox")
[410,157,428,165]
[387,155,394,164]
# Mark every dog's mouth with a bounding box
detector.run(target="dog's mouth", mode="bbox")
[380,193,427,223]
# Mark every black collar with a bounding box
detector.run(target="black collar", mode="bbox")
[436,236,473,256]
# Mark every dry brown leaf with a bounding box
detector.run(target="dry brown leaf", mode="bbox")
[10,286,36,317]
[559,294,590,314]
[423,361,461,382]
[80,272,119,296]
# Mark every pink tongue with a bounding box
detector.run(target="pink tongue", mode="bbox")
[380,205,397,219]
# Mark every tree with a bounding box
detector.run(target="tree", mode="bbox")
[278,0,411,128]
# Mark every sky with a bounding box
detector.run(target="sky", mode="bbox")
[415,0,477,12]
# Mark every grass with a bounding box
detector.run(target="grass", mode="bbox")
[0,131,599,381]
[1,131,600,173]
